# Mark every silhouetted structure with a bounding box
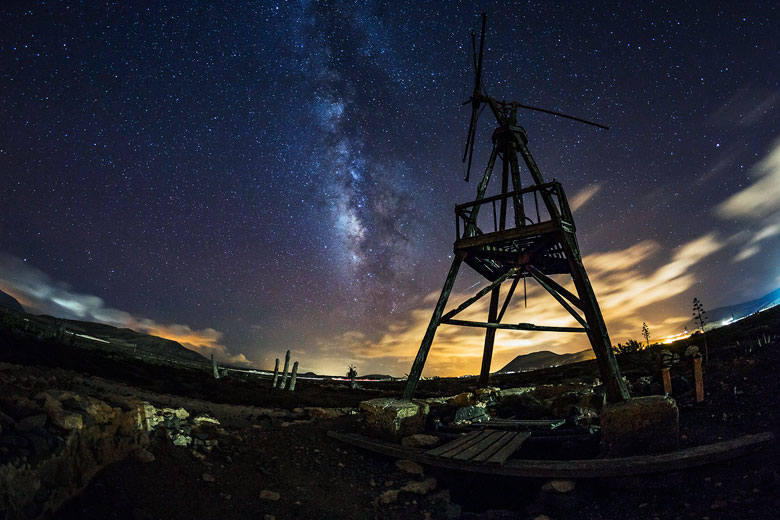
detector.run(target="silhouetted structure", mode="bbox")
[403,14,630,403]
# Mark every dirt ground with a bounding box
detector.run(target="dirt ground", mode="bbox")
[52,345,780,519]
[2,308,780,519]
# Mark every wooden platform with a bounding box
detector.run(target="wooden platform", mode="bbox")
[426,429,531,464]
[458,418,564,431]
[327,430,774,479]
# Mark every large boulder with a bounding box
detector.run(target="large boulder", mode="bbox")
[600,395,679,456]
[453,404,490,424]
[359,398,429,440]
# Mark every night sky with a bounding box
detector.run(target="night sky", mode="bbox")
[2,1,779,377]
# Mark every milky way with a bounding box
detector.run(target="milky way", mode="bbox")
[1,2,779,375]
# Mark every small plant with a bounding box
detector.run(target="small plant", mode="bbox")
[692,297,709,363]
[613,339,642,355]
[642,322,650,348]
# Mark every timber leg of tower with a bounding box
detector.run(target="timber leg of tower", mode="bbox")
[560,231,630,403]
[478,287,501,388]
[403,256,463,400]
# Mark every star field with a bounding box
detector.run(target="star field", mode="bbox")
[1,1,779,375]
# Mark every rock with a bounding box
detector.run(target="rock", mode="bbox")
[447,392,476,407]
[380,489,399,504]
[201,473,215,482]
[541,480,576,493]
[25,432,51,460]
[1,434,29,448]
[401,434,440,449]
[133,448,156,463]
[304,407,353,421]
[15,414,47,433]
[454,404,490,424]
[162,408,189,420]
[684,345,700,358]
[192,414,220,425]
[38,392,84,431]
[172,434,192,447]
[51,411,83,431]
[395,459,424,475]
[401,477,437,495]
[260,489,281,501]
[600,395,679,456]
[498,387,534,399]
[710,500,728,510]
[494,392,548,419]
[359,398,429,439]
[84,399,116,424]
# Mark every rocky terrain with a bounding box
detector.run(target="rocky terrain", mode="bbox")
[0,305,779,519]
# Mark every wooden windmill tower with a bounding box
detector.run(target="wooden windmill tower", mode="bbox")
[403,14,630,403]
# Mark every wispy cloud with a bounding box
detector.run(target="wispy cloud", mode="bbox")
[717,138,780,220]
[569,184,601,212]
[312,233,723,377]
[716,138,780,261]
[0,253,249,365]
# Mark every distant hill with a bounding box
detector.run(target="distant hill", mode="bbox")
[0,290,24,313]
[681,287,780,332]
[0,306,207,364]
[497,349,595,374]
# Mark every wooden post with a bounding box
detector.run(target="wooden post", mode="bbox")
[692,354,704,403]
[279,350,291,390]
[289,361,299,391]
[403,256,463,400]
[478,287,500,388]
[272,358,280,388]
[560,231,630,403]
[211,354,220,380]
[661,367,672,395]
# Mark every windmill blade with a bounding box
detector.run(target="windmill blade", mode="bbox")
[471,33,477,73]
[474,13,486,94]
[462,105,477,162]
[463,13,488,182]
[514,102,609,130]
[464,107,478,181]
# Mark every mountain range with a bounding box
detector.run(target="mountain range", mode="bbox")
[680,287,780,332]
[496,349,595,374]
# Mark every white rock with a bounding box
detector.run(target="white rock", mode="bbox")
[541,479,575,493]
[395,459,424,475]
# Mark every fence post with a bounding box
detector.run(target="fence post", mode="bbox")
[211,354,220,380]
[659,350,673,395]
[272,358,280,388]
[692,353,704,403]
[289,361,299,391]
[279,350,291,390]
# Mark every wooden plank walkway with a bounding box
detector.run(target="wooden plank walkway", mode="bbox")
[426,429,531,464]
[326,430,774,478]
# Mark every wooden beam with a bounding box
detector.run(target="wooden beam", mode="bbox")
[403,256,463,400]
[441,319,587,333]
[327,430,774,479]
[496,275,520,322]
[455,220,563,250]
[560,231,630,403]
[441,267,518,322]
[524,264,583,310]
[526,265,589,330]
[455,181,561,213]
[478,287,501,388]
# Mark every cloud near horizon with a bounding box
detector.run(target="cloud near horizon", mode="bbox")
[0,253,249,365]
[313,232,723,377]
[717,137,780,262]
